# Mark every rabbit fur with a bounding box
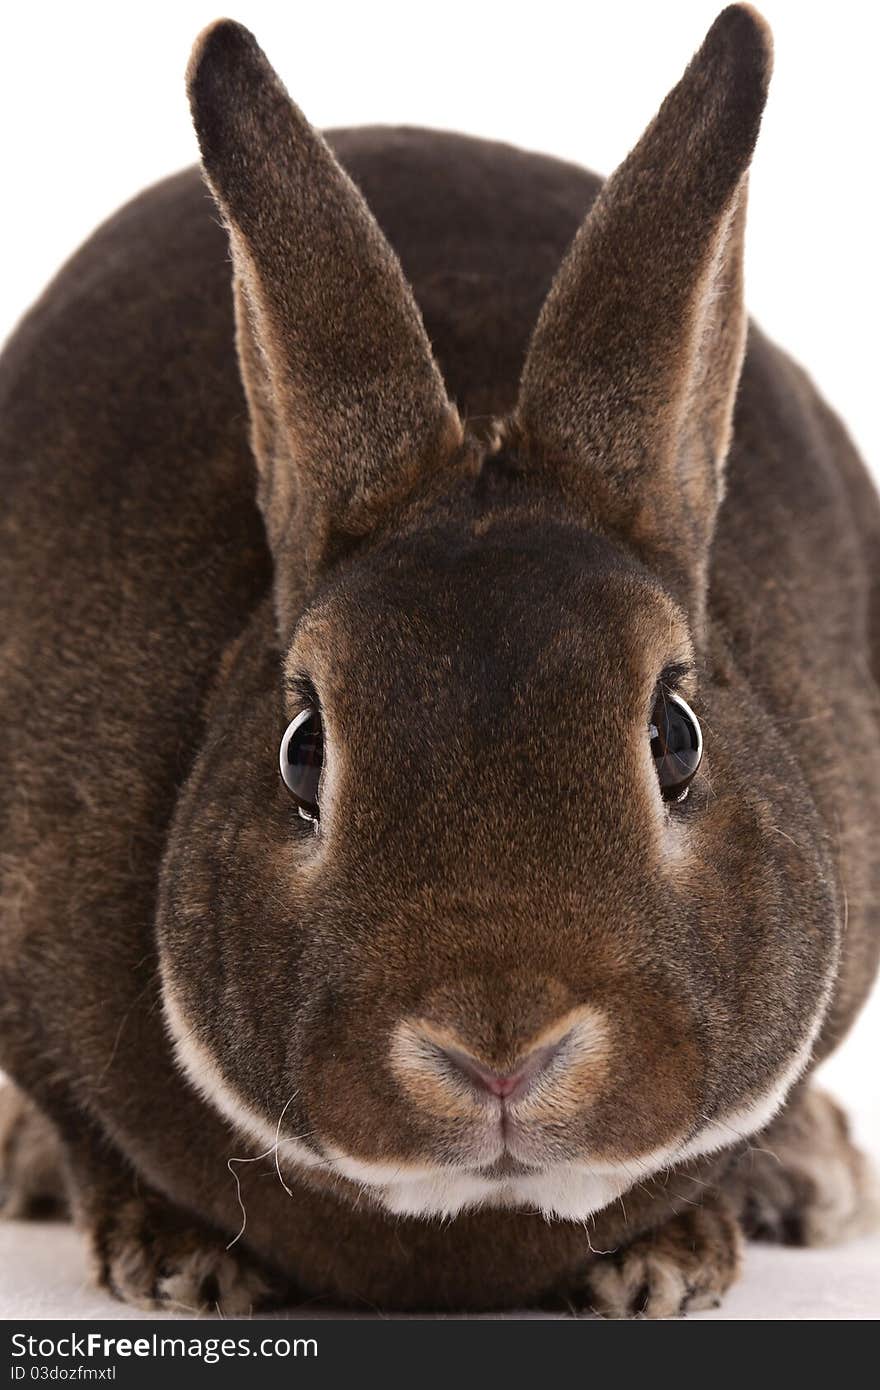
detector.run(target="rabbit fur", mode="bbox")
[1,6,878,1317]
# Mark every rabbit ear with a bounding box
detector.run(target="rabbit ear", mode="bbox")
[515,5,772,622]
[187,22,462,619]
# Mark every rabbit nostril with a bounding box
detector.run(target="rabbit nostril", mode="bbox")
[441,1043,559,1103]
[484,1071,521,1099]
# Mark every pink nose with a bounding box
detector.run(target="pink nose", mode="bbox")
[442,1042,558,1104]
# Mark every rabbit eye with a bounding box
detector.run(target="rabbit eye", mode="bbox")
[279,707,324,822]
[649,689,702,802]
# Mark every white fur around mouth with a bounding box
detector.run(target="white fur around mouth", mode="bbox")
[160,970,833,1222]
[319,1145,641,1221]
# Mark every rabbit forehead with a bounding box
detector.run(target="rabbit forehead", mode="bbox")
[285,521,691,711]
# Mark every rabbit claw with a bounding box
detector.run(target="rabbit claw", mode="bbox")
[89,1190,281,1315]
[575,1197,742,1319]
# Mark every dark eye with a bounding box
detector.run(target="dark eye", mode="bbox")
[649,689,702,802]
[279,707,324,822]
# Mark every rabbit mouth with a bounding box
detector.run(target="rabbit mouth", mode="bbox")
[478,1155,533,1180]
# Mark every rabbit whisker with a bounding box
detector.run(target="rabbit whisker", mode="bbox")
[225,1090,303,1249]
[272,1089,300,1198]
[226,1143,276,1250]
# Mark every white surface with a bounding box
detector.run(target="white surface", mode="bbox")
[1,1219,878,1321]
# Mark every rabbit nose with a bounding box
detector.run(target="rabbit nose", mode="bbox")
[439,1040,561,1103]
[390,1002,610,1122]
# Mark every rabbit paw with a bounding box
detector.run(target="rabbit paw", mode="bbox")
[576,1198,742,1319]
[90,1192,281,1314]
[0,1083,68,1220]
[730,1088,880,1247]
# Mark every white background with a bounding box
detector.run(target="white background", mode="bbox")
[1,0,878,1228]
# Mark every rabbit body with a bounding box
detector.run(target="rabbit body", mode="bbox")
[1,10,878,1316]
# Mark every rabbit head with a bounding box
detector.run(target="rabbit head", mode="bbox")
[157,8,840,1222]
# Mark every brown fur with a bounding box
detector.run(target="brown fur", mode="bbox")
[1,6,878,1317]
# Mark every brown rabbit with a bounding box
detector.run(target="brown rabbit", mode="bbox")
[1,5,878,1318]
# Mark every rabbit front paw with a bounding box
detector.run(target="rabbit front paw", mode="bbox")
[575,1197,742,1319]
[89,1191,282,1314]
[0,1083,68,1221]
[729,1088,880,1247]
